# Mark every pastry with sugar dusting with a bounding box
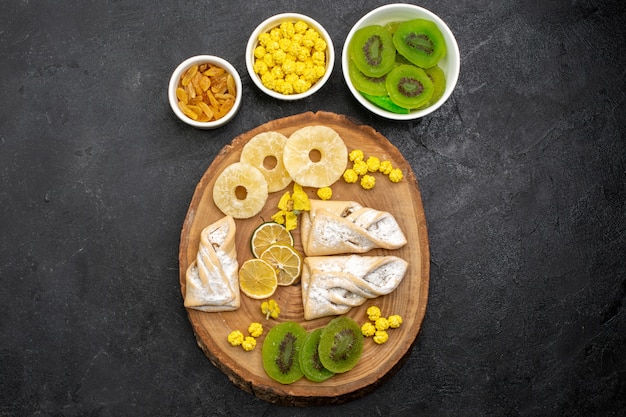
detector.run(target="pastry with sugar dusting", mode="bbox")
[184,215,240,312]
[300,200,407,256]
[301,255,408,320]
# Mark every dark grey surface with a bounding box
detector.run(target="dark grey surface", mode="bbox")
[1,0,625,415]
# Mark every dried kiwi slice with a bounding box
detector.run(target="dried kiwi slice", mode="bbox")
[384,21,401,35]
[349,25,396,77]
[348,59,388,96]
[417,65,446,109]
[262,321,307,384]
[395,53,413,66]
[386,64,434,109]
[361,92,410,114]
[318,316,363,374]
[299,328,335,382]
[392,18,446,69]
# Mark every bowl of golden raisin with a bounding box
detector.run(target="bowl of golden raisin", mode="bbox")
[169,55,242,129]
[246,13,335,100]
[342,4,460,120]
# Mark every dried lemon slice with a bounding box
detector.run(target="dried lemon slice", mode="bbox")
[283,125,348,188]
[239,258,278,299]
[240,131,292,193]
[213,162,268,219]
[259,244,303,286]
[250,222,293,258]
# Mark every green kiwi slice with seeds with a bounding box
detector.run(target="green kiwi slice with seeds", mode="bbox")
[318,316,363,374]
[349,25,396,77]
[299,328,335,382]
[348,59,388,96]
[392,18,446,69]
[262,321,307,384]
[417,65,446,109]
[386,64,434,109]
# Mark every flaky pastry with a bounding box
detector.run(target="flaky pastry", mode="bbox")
[301,255,408,320]
[300,200,407,256]
[185,215,240,312]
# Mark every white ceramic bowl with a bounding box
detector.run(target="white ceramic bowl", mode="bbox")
[246,13,335,100]
[168,55,242,129]
[342,4,460,120]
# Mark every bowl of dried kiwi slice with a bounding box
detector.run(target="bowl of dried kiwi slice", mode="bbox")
[342,3,460,120]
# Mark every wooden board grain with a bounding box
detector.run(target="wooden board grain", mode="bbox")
[179,111,430,406]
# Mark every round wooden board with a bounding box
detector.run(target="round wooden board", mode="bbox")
[179,111,430,406]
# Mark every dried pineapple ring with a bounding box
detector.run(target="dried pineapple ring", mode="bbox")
[240,131,291,193]
[283,125,347,188]
[213,162,268,219]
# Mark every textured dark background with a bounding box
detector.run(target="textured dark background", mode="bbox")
[1,0,625,416]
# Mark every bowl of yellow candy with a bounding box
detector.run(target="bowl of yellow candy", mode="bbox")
[246,13,335,100]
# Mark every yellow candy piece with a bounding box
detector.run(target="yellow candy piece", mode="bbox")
[343,169,358,184]
[366,156,381,172]
[349,149,364,162]
[227,330,244,346]
[389,168,403,183]
[242,336,257,351]
[367,306,381,321]
[361,322,376,337]
[373,330,389,345]
[248,322,264,338]
[379,160,393,175]
[317,187,332,200]
[388,315,403,328]
[353,160,368,176]
[375,317,389,331]
[360,174,376,190]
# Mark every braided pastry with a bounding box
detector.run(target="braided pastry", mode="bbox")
[301,200,407,256]
[301,255,408,320]
[184,215,240,312]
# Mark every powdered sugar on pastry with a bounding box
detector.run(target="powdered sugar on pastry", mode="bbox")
[185,215,240,312]
[301,255,408,320]
[301,200,408,256]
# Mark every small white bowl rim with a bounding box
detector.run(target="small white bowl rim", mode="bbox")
[245,13,335,101]
[168,55,243,129]
[342,3,460,120]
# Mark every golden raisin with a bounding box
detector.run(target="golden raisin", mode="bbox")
[181,65,198,86]
[199,75,211,92]
[198,102,214,119]
[175,87,188,104]
[178,102,198,120]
